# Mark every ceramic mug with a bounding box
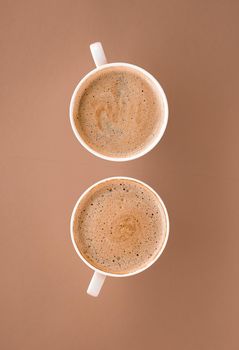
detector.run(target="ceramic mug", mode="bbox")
[70,176,169,297]
[69,42,169,161]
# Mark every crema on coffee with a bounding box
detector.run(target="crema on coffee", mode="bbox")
[73,67,164,158]
[73,178,168,274]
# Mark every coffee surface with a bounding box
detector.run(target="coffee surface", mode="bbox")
[73,179,167,274]
[73,68,163,158]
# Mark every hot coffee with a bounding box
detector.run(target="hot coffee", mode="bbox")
[73,67,164,158]
[73,178,168,274]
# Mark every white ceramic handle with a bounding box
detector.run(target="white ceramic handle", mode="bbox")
[90,42,108,67]
[87,271,106,297]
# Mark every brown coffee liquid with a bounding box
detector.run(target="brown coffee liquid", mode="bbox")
[73,67,163,158]
[73,178,168,274]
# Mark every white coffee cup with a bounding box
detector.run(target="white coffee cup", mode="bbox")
[69,42,169,162]
[70,176,169,297]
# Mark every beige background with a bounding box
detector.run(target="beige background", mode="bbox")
[1,1,239,349]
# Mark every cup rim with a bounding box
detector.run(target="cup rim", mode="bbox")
[69,62,169,162]
[70,176,170,278]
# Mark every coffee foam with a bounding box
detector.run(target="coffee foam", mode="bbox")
[73,66,164,158]
[73,179,168,274]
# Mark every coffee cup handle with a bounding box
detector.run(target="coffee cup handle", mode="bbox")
[90,42,108,67]
[87,271,106,297]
